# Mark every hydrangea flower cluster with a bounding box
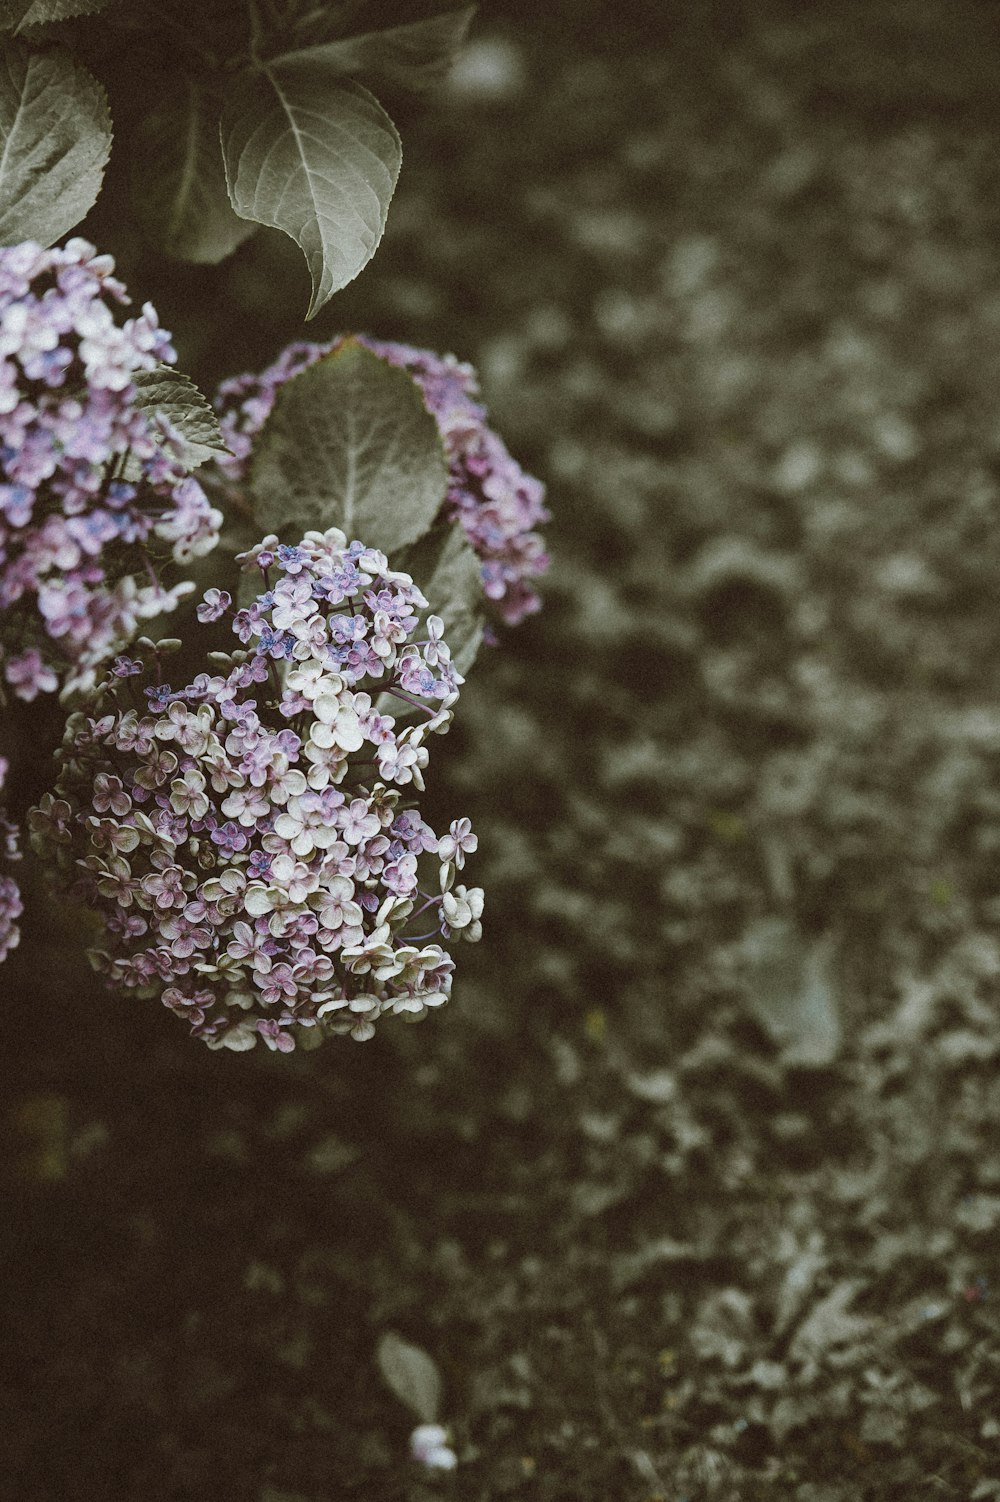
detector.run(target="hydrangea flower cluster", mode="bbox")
[0,239,222,701]
[29,528,482,1052]
[215,335,549,626]
[0,755,22,964]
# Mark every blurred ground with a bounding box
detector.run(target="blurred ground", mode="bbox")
[4,2,1000,1498]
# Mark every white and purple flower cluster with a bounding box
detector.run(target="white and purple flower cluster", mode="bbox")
[216,335,549,627]
[0,755,22,964]
[0,239,221,701]
[29,528,482,1052]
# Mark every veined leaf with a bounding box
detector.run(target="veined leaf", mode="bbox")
[397,521,484,678]
[376,1331,441,1424]
[131,365,230,472]
[132,79,255,264]
[221,61,400,318]
[249,339,447,551]
[0,43,111,247]
[270,6,476,91]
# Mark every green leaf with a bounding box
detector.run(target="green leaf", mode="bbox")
[11,0,114,28]
[220,61,400,318]
[131,79,255,265]
[270,6,477,91]
[397,521,484,678]
[131,365,230,472]
[376,1331,441,1424]
[0,43,111,247]
[249,339,447,551]
[741,918,842,1069]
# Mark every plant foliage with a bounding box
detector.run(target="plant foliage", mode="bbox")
[131,367,230,473]
[0,0,475,314]
[247,339,448,549]
[220,68,400,317]
[0,41,111,247]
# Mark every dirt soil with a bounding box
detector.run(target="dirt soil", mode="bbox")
[3,3,1000,1498]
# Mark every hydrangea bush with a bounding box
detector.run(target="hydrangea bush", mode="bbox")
[0,1,540,1476]
[216,336,549,627]
[0,239,221,703]
[29,529,483,1052]
[0,5,548,1063]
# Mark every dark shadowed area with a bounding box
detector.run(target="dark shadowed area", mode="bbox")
[3,1,1000,1497]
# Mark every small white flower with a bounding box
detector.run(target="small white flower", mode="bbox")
[311,696,365,752]
[410,1423,458,1471]
[441,885,484,940]
[207,1019,258,1051]
[437,817,478,870]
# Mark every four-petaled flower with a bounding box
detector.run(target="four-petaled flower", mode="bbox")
[438,817,478,870]
[196,588,232,623]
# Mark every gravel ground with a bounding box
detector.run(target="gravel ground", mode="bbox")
[3,3,1000,1498]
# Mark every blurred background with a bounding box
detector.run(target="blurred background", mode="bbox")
[4,1,1000,1497]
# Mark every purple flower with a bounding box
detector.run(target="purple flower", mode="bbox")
[4,646,58,701]
[92,772,131,817]
[196,588,232,624]
[340,797,381,847]
[28,527,481,1052]
[258,1018,295,1052]
[383,853,419,896]
[211,820,248,856]
[141,862,189,910]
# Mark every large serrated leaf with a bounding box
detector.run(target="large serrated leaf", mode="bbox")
[220,61,400,319]
[271,6,476,91]
[0,43,111,247]
[131,79,255,265]
[249,340,447,552]
[397,522,484,678]
[376,1331,441,1424]
[12,0,114,28]
[132,365,230,472]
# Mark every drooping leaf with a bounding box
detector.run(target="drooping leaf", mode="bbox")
[131,79,255,264]
[220,61,400,318]
[270,6,477,91]
[12,0,114,28]
[376,1331,441,1424]
[397,521,484,678]
[131,366,230,472]
[249,340,448,551]
[740,917,841,1069]
[0,43,111,247]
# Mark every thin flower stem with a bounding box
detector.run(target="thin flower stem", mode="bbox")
[383,686,437,718]
[410,895,441,921]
